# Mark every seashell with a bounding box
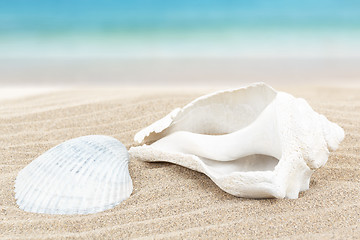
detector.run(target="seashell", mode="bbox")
[15,135,133,214]
[129,82,344,199]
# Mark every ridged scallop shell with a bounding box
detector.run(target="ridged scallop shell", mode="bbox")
[15,135,133,215]
[129,82,344,199]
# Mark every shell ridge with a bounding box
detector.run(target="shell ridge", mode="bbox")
[15,135,133,215]
[16,149,68,212]
[33,142,90,214]
[99,147,123,212]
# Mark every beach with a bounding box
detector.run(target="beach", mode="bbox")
[1,58,360,86]
[0,85,359,239]
[2,0,360,238]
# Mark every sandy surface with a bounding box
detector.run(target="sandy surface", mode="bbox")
[0,87,64,101]
[0,85,359,239]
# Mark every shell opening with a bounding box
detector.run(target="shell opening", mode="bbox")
[200,155,279,177]
[150,94,283,177]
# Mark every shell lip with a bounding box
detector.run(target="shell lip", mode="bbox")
[129,145,286,198]
[134,108,181,143]
[132,146,312,200]
[134,82,276,144]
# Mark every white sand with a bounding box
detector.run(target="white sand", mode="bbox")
[0,87,62,101]
[0,86,359,239]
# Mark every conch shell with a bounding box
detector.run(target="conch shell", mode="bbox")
[129,83,344,199]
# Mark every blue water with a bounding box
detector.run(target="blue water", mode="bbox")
[0,0,359,58]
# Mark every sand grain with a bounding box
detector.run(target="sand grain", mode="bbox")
[0,86,359,239]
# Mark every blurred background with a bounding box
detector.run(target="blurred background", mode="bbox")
[0,0,359,86]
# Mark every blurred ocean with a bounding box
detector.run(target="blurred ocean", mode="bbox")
[1,0,360,59]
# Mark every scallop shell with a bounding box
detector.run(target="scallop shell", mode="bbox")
[15,135,133,214]
[129,82,344,199]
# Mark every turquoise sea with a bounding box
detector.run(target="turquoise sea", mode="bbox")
[1,0,360,58]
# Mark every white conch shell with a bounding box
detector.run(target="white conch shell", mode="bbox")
[15,135,133,214]
[129,82,344,199]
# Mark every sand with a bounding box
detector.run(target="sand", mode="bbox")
[0,85,359,239]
